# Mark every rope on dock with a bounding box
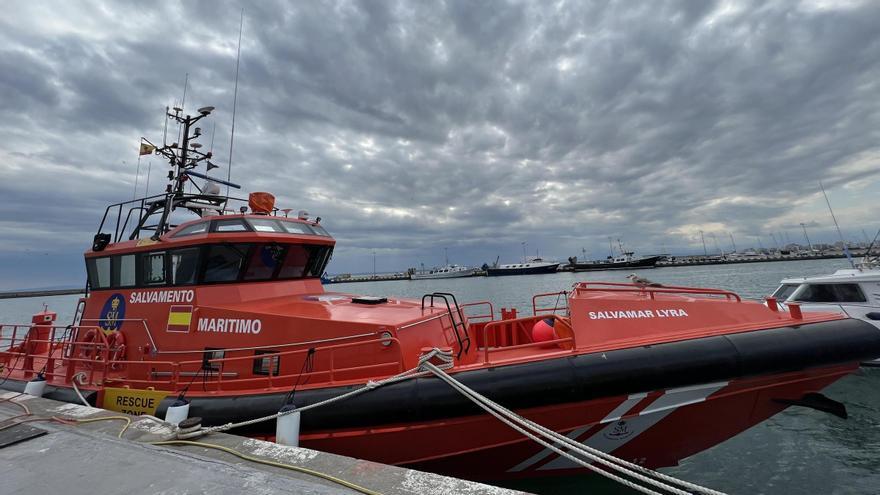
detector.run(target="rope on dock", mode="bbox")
[71,372,91,407]
[151,440,383,495]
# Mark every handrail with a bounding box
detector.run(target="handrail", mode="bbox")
[145,336,404,391]
[0,323,101,347]
[96,192,280,242]
[1,323,385,359]
[75,319,381,356]
[479,314,574,364]
[573,282,742,302]
[460,301,495,322]
[1,328,407,393]
[398,313,448,330]
[78,318,158,353]
[532,290,569,315]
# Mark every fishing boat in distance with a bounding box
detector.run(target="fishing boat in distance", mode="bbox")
[411,264,477,280]
[411,250,477,279]
[486,257,560,276]
[568,240,662,271]
[567,252,664,271]
[3,103,880,482]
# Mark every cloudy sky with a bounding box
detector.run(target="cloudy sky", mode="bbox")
[1,0,879,289]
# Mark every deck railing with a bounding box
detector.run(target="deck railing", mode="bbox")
[532,290,569,316]
[0,323,405,393]
[460,301,495,322]
[572,281,742,302]
[476,314,575,364]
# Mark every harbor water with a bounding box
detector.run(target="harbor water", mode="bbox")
[1,258,877,494]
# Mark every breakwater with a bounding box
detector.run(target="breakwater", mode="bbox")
[0,288,85,299]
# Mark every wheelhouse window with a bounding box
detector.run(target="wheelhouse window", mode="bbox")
[171,248,200,285]
[112,254,136,288]
[280,220,315,235]
[278,244,311,278]
[772,284,799,301]
[86,257,111,289]
[142,252,167,285]
[791,283,867,303]
[835,284,868,302]
[248,218,285,233]
[203,244,249,283]
[244,244,285,280]
[310,224,331,236]
[172,221,209,237]
[213,218,251,233]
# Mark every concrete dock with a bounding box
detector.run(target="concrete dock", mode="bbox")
[0,391,526,495]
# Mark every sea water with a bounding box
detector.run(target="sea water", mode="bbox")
[1,258,876,494]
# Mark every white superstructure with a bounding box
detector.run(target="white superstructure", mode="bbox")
[771,256,880,364]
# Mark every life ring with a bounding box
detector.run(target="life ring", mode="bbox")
[77,328,101,361]
[107,331,127,370]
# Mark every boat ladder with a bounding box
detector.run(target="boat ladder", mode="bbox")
[421,292,471,358]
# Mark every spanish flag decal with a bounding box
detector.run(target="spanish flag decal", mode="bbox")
[167,305,193,333]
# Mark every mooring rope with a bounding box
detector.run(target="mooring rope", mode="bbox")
[418,355,725,495]
[169,347,722,494]
[177,348,453,439]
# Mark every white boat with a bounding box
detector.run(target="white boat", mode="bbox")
[486,257,560,276]
[411,264,477,280]
[771,255,880,365]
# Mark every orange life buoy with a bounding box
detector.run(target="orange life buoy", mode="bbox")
[77,328,100,361]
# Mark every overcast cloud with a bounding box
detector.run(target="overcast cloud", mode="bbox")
[1,0,879,288]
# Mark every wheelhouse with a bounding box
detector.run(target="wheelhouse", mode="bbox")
[85,215,333,291]
[773,270,880,306]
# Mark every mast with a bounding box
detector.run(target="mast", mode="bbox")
[710,233,723,256]
[226,8,244,199]
[820,182,854,267]
[131,105,241,241]
[153,107,207,238]
[800,223,813,252]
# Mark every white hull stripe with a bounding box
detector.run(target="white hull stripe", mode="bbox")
[638,381,728,416]
[504,381,728,472]
[508,392,647,473]
[539,381,727,471]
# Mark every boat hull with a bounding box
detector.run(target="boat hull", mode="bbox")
[5,318,878,480]
[1,364,853,480]
[321,366,850,480]
[570,255,663,271]
[486,264,560,276]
